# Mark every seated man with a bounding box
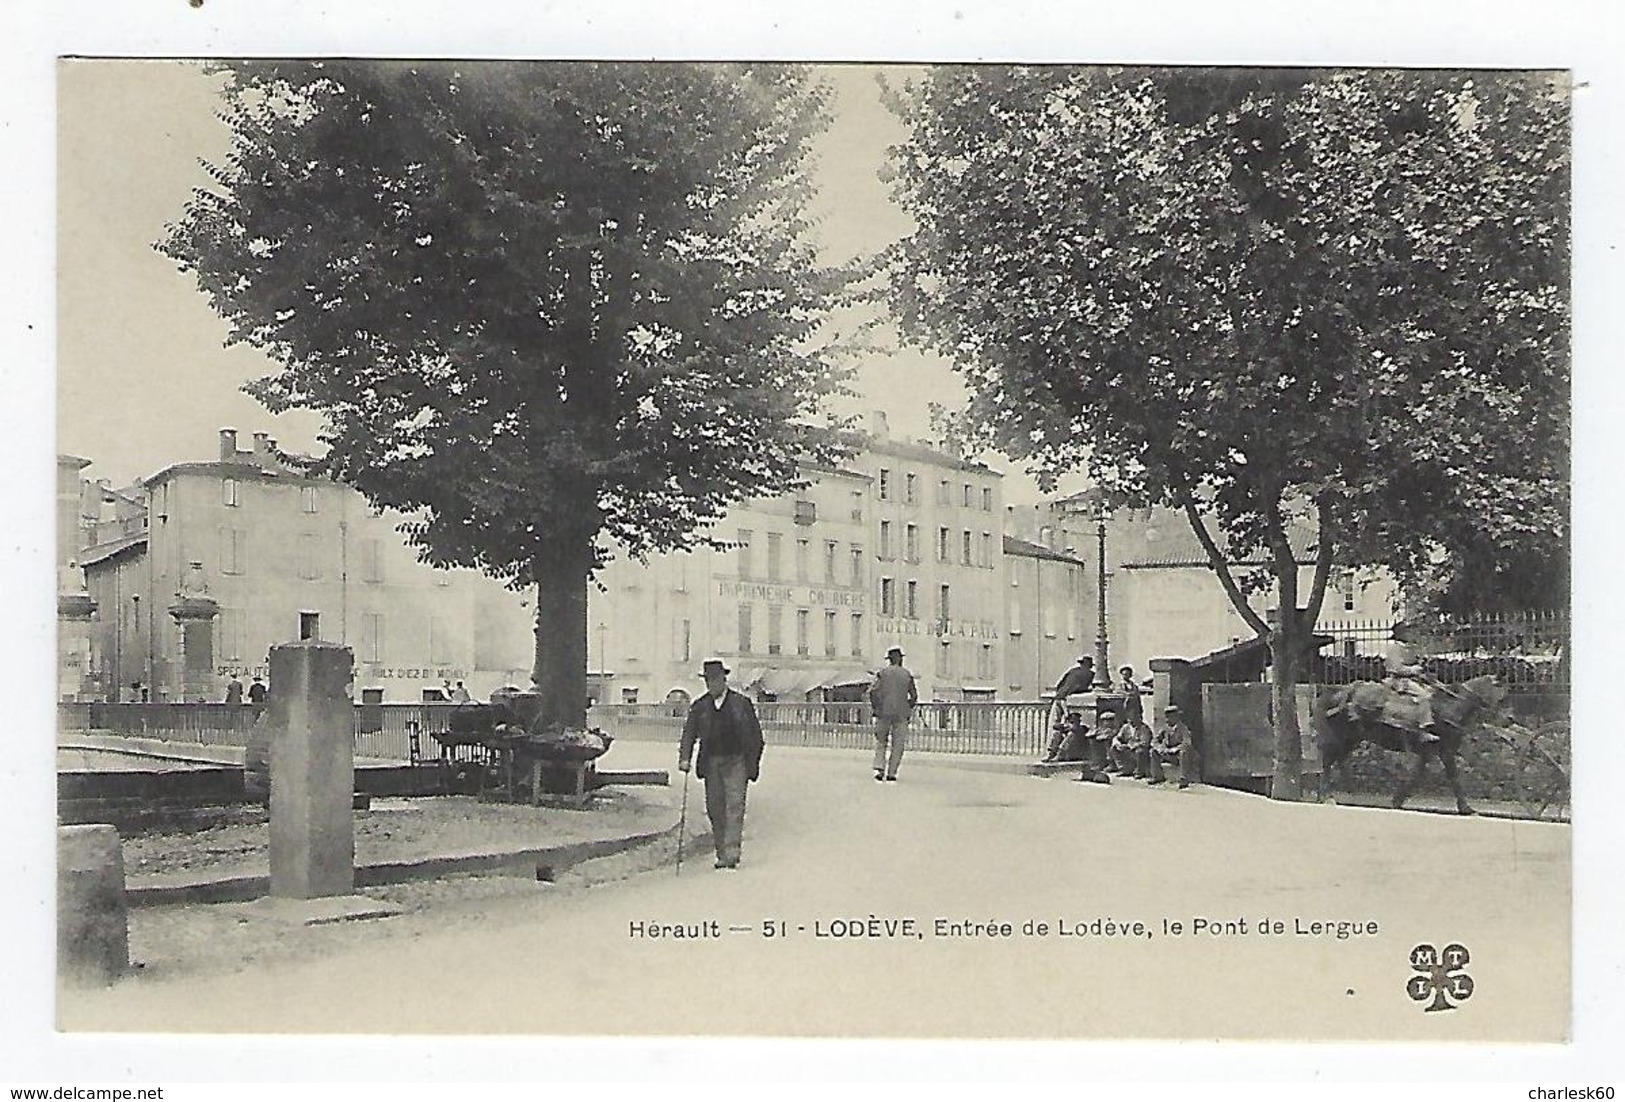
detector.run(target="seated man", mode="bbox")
[1149,704,1198,789]
[1042,710,1091,763]
[1109,714,1151,776]
[1092,709,1118,772]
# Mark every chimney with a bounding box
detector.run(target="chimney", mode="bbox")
[219,429,238,462]
[866,410,890,439]
[252,432,272,467]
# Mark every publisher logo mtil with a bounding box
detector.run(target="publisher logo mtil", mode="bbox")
[1407,942,1474,1012]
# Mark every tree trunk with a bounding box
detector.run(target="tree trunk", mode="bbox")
[530,536,593,730]
[1268,616,1305,802]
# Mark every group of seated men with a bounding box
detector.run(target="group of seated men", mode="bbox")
[1042,703,1198,790]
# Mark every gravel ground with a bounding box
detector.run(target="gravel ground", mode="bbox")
[122,789,675,879]
[113,786,706,985]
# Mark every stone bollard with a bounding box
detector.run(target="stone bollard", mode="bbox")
[267,640,356,900]
[57,824,129,987]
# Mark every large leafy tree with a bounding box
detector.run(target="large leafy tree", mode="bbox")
[163,61,851,728]
[887,66,1568,798]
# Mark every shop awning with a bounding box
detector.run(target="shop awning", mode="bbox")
[736,664,874,696]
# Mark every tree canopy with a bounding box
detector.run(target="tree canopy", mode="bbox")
[162,61,853,724]
[886,66,1569,795]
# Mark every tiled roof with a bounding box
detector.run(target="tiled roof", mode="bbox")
[79,534,147,568]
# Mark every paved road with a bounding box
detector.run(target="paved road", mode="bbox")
[60,743,1569,1041]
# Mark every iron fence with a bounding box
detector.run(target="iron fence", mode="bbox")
[60,702,464,762]
[589,701,1052,757]
[1314,611,1569,701]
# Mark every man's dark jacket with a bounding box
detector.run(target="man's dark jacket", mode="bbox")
[680,689,765,781]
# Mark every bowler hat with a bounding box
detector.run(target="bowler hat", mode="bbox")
[700,659,730,678]
[1163,704,1181,714]
[1100,710,1117,720]
[887,646,905,658]
[1120,664,1134,674]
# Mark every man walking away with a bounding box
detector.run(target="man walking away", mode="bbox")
[224,675,244,706]
[1149,704,1197,789]
[679,660,764,869]
[870,646,918,782]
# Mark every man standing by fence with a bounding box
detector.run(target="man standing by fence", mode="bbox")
[679,660,764,870]
[870,646,918,782]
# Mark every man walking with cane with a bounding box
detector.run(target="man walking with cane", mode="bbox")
[870,646,918,782]
[679,660,764,870]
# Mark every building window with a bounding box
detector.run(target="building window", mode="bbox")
[767,605,783,655]
[218,607,243,661]
[362,539,384,583]
[880,577,895,616]
[767,532,783,580]
[362,613,384,662]
[1008,596,1022,635]
[961,530,973,566]
[963,483,973,507]
[851,612,864,657]
[937,527,950,563]
[738,604,754,653]
[938,584,952,625]
[1042,600,1058,638]
[982,486,993,511]
[301,485,318,514]
[978,644,993,679]
[680,618,692,664]
[218,527,245,575]
[905,472,918,504]
[430,617,453,665]
[878,468,892,500]
[298,533,322,580]
[737,529,754,580]
[879,520,893,560]
[981,531,993,568]
[796,609,810,656]
[824,611,837,657]
[905,523,919,562]
[222,478,238,507]
[937,640,951,677]
[621,687,640,704]
[905,580,918,620]
[850,545,863,587]
[937,479,950,505]
[825,541,838,583]
[795,538,809,581]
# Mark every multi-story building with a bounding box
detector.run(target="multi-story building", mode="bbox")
[1008,494,1400,678]
[589,462,874,705]
[1000,535,1092,701]
[74,430,535,702]
[588,413,1008,704]
[853,414,1005,700]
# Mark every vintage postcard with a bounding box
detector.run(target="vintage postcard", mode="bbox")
[47,55,1577,1048]
[9,0,1621,1085]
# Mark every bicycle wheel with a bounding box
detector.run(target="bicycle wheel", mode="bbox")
[1517,720,1570,820]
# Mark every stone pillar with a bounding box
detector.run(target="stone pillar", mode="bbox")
[268,641,356,900]
[169,563,220,703]
[57,588,97,703]
[57,824,128,988]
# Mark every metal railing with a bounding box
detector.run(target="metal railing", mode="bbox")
[1314,611,1569,697]
[60,702,467,762]
[589,700,1053,758]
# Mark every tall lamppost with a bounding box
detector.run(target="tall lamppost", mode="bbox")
[1093,500,1111,690]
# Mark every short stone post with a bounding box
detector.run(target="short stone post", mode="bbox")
[268,640,356,900]
[57,824,129,987]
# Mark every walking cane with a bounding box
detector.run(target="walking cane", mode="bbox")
[675,765,690,877]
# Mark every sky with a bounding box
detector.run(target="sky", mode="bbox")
[56,60,1071,496]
